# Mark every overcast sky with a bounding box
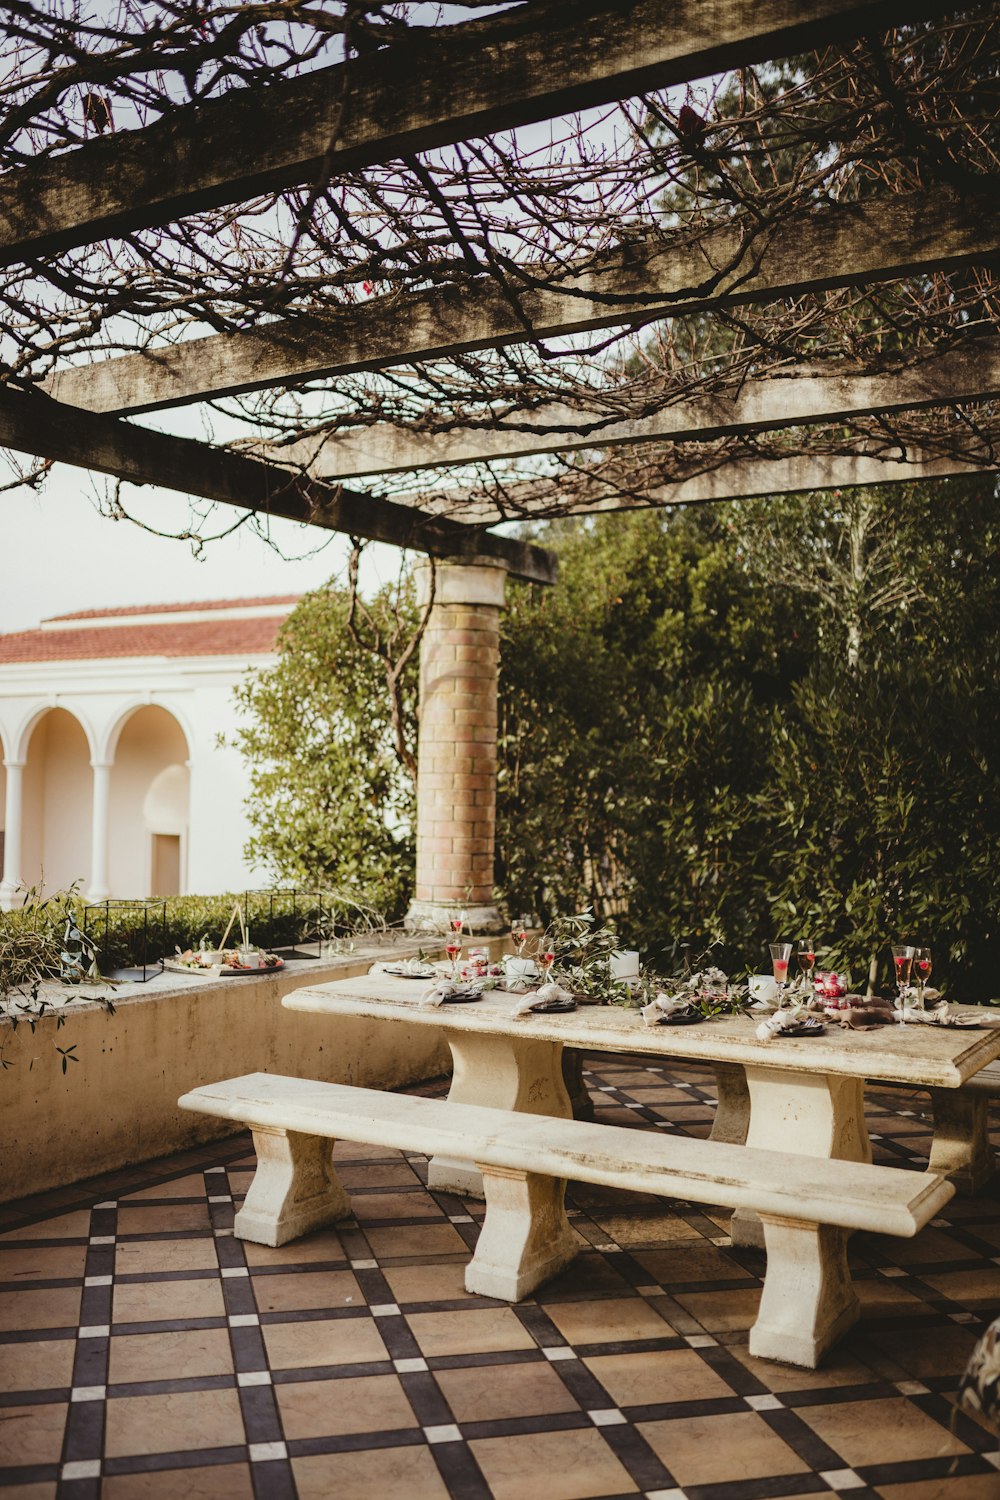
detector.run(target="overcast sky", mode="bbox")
[1,462,407,634]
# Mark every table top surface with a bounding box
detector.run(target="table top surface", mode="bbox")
[283,972,1000,1089]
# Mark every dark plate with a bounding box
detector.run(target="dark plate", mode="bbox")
[440,991,483,1004]
[779,1020,826,1036]
[529,999,577,1014]
[659,1010,704,1025]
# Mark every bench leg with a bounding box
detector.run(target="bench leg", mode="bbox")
[234,1126,351,1247]
[928,1089,997,1194]
[465,1165,578,1301]
[428,1033,571,1198]
[749,1214,860,1369]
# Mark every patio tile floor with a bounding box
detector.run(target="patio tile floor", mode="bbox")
[1,1057,998,1499]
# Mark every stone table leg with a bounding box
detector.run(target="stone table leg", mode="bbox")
[730,1067,871,1251]
[927,1088,997,1194]
[427,1031,571,1197]
[711,1062,750,1144]
[563,1047,595,1121]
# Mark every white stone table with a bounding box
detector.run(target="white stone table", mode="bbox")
[282,976,1000,1245]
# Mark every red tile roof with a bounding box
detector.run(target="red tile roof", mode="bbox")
[47,594,301,622]
[0,616,288,663]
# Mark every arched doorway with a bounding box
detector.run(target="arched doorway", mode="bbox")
[108,706,190,897]
[22,708,93,894]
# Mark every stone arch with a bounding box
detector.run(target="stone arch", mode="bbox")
[21,706,94,895]
[106,704,191,896]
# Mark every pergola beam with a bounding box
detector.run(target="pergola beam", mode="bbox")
[0,387,556,584]
[46,191,1000,416]
[254,342,1000,479]
[1,0,946,268]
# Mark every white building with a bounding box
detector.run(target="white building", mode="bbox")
[0,595,299,906]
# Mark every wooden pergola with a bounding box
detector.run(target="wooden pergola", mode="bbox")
[2,0,997,926]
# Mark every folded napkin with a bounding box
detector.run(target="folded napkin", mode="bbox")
[641,993,700,1027]
[420,980,481,1007]
[511,982,575,1018]
[755,1008,821,1042]
[893,999,979,1027]
[839,1006,895,1029]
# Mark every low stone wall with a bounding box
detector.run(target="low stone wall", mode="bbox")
[1,939,470,1203]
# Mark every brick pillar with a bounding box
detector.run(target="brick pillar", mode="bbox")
[404,558,506,936]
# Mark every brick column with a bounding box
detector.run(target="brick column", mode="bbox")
[405,558,506,936]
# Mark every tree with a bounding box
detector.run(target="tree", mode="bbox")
[232,580,419,919]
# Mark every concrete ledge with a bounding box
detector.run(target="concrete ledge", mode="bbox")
[0,939,453,1203]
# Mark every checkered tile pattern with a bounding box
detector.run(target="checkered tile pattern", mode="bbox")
[2,1057,999,1499]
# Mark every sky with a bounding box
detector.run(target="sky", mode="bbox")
[1,463,405,634]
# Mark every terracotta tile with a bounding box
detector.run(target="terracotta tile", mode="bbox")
[251,1268,359,1313]
[363,1223,469,1259]
[536,1252,631,1301]
[0,1400,68,1466]
[871,1228,981,1264]
[383,1262,475,1304]
[407,1307,536,1357]
[337,1162,422,1190]
[855,1279,929,1319]
[585,1347,737,1406]
[276,1372,417,1438]
[436,1359,580,1422]
[262,1314,388,1370]
[0,1242,89,1280]
[0,1286,81,1330]
[115,1238,218,1275]
[544,1295,676,1346]
[876,1478,1000,1500]
[859,1322,979,1379]
[0,1484,58,1499]
[726,1344,880,1390]
[591,1213,702,1247]
[113,1276,226,1324]
[0,1211,92,1240]
[116,1202,212,1233]
[126,1173,211,1201]
[292,1445,450,1500]
[242,1228,345,1266]
[0,1338,75,1393]
[639,1410,810,1486]
[333,1141,405,1163]
[673,1286,762,1334]
[470,1426,634,1500]
[635,1245,750,1284]
[352,1191,446,1222]
[109,1326,235,1383]
[798,1396,971,1467]
[102,1465,255,1498]
[920,1267,1000,1306]
[104,1386,246,1458]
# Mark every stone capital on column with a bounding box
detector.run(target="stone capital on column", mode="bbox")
[414,557,507,610]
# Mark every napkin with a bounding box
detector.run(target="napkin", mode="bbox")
[893,1000,980,1027]
[511,982,575,1018]
[420,980,481,1007]
[838,1006,895,1029]
[641,993,699,1027]
[755,1009,822,1042]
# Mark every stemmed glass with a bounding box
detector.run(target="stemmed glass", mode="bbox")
[769,941,793,1007]
[511,917,529,957]
[891,944,915,1022]
[913,947,933,1011]
[797,938,817,992]
[445,935,462,979]
[539,941,556,984]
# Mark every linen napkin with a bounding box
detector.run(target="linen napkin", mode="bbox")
[641,993,700,1027]
[510,982,575,1018]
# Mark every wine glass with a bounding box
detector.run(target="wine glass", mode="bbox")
[913,947,933,1011]
[511,917,528,957]
[445,936,462,979]
[891,944,915,1022]
[797,938,817,992]
[540,942,556,984]
[769,941,793,1007]
[450,910,466,937]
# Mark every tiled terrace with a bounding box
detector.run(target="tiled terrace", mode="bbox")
[2,1057,999,1500]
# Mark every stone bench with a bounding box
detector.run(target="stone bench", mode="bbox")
[178,1071,954,1368]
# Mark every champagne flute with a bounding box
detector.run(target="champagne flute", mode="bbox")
[511,917,528,957]
[540,942,556,984]
[797,938,817,992]
[445,937,462,979]
[913,947,933,1011]
[769,941,793,1007]
[891,944,915,1022]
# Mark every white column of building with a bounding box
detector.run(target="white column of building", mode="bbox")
[88,759,112,902]
[0,760,25,910]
